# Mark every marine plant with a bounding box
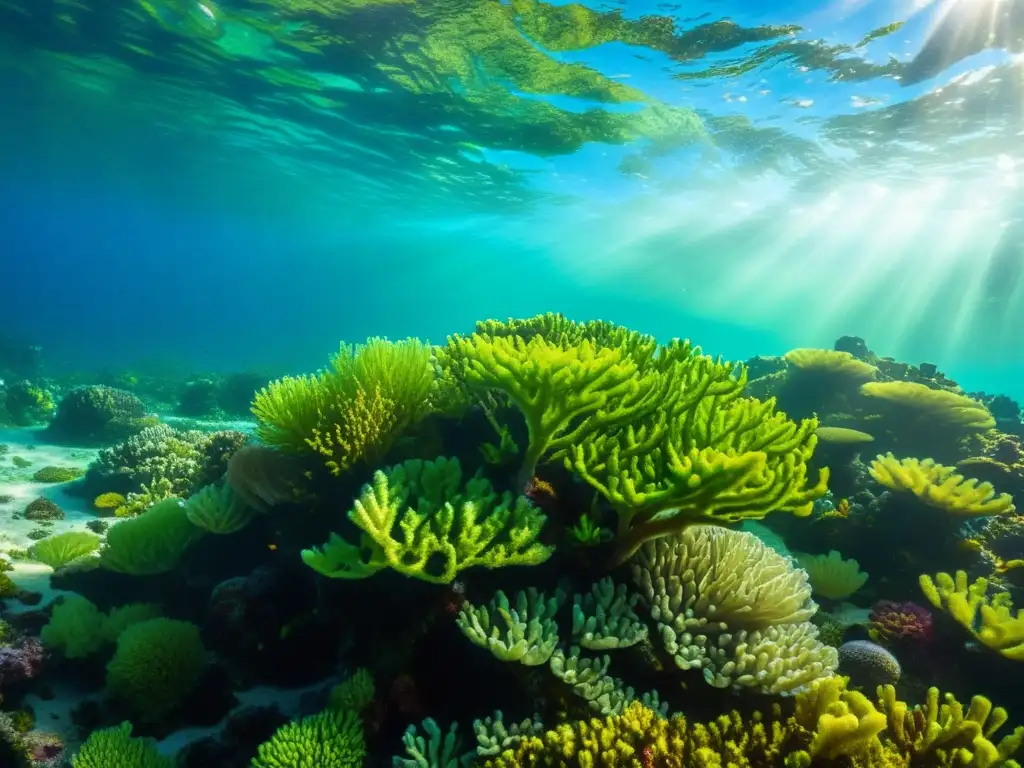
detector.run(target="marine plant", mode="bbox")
[182,482,252,534]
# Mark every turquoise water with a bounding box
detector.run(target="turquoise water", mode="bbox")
[1,0,1022,395]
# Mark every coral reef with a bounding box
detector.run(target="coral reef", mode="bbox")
[4,317,1022,768]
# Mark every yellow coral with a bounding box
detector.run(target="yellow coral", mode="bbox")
[480,677,941,768]
[93,492,126,511]
[795,550,869,600]
[861,381,995,432]
[816,426,875,445]
[878,683,1024,765]
[252,338,434,474]
[252,373,326,452]
[870,453,1015,517]
[920,570,1024,661]
[785,348,878,381]
[307,385,398,475]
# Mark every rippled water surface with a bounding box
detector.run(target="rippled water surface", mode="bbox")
[2,0,1023,385]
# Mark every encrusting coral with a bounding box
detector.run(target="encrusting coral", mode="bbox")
[302,456,552,583]
[919,570,1024,660]
[870,453,1016,517]
[631,525,838,694]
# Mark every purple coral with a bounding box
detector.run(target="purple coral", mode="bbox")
[0,636,43,690]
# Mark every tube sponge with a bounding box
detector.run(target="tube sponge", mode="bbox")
[253,709,365,768]
[106,618,206,721]
[71,722,174,768]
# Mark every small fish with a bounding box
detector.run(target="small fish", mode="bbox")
[267,543,278,551]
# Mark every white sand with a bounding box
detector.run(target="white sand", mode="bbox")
[1,428,100,608]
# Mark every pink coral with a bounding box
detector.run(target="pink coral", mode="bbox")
[870,600,934,643]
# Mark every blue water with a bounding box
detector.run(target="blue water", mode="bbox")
[1,0,1022,397]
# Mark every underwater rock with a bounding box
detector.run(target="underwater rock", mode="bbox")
[45,385,154,445]
[838,639,901,687]
[834,336,873,361]
[24,497,64,521]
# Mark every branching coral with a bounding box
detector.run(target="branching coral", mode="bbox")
[877,683,1024,766]
[919,570,1024,660]
[870,453,1016,517]
[631,526,836,694]
[88,424,209,497]
[444,319,827,562]
[571,577,648,650]
[795,550,869,601]
[457,588,564,666]
[302,457,552,583]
